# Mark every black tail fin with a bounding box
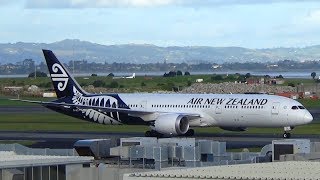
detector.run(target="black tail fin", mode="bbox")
[42,49,87,98]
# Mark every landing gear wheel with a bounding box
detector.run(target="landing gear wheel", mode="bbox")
[283,132,291,138]
[283,126,293,139]
[145,131,151,137]
[150,130,158,137]
[145,130,163,138]
[185,129,195,136]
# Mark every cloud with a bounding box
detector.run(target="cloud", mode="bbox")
[23,0,320,8]
[0,0,21,6]
[304,9,320,24]
[289,9,320,29]
[25,0,176,8]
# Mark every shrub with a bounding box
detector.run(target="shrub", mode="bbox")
[107,73,114,77]
[92,80,105,87]
[109,81,119,88]
[28,71,47,78]
[163,71,177,77]
[211,75,223,81]
[288,82,295,87]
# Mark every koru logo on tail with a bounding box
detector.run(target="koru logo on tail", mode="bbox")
[51,63,69,91]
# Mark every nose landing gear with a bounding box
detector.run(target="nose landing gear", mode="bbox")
[283,126,294,138]
[283,132,291,138]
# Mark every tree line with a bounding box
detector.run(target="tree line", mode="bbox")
[3,58,320,75]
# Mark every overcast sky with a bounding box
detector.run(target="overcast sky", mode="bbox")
[1,0,320,48]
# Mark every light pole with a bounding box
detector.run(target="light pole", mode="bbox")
[34,64,37,79]
[73,44,75,74]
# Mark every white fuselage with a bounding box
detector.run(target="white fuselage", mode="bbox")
[117,93,313,128]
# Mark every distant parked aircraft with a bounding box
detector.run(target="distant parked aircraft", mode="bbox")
[113,73,135,79]
[126,73,135,79]
[14,50,313,138]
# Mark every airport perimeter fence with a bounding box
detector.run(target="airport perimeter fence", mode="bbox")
[0,143,78,156]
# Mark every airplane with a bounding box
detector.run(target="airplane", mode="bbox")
[112,73,135,79]
[126,73,135,79]
[16,49,313,138]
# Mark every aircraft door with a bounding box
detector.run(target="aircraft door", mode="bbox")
[271,102,280,115]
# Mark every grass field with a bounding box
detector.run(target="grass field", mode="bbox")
[0,75,215,93]
[0,140,36,146]
[0,113,148,132]
[297,99,320,108]
[0,74,317,93]
[0,97,55,107]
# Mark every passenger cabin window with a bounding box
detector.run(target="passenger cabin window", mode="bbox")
[291,106,298,110]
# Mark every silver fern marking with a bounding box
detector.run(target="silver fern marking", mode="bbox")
[72,87,121,125]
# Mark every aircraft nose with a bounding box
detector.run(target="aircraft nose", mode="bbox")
[304,112,313,123]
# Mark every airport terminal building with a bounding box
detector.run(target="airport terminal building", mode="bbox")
[0,151,92,180]
[1,138,320,180]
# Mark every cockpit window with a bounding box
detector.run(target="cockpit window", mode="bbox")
[298,106,305,109]
[291,106,298,110]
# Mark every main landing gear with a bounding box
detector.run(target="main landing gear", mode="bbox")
[184,129,195,136]
[283,126,293,138]
[145,130,163,138]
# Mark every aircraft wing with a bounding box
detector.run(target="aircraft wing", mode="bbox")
[10,99,201,118]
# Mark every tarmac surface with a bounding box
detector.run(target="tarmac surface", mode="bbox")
[0,106,319,149]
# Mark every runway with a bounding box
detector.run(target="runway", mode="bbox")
[0,106,319,149]
[0,106,53,113]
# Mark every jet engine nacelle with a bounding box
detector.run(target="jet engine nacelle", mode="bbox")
[154,114,189,135]
[220,127,247,132]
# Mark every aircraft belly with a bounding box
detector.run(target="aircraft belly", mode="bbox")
[243,113,288,127]
[272,112,290,126]
[241,114,270,127]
